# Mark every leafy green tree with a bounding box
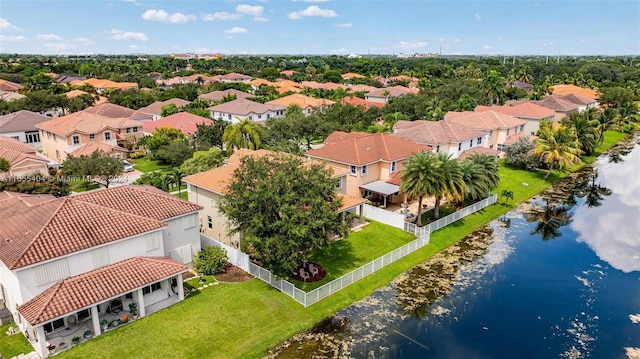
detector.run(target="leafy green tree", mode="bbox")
[155,140,194,166]
[260,67,280,80]
[186,108,212,119]
[431,152,465,219]
[193,246,228,275]
[0,157,10,172]
[504,136,538,171]
[599,86,635,108]
[222,118,263,152]
[62,150,124,188]
[534,122,583,179]
[160,104,179,117]
[142,127,187,157]
[180,148,225,175]
[218,153,348,276]
[453,94,477,111]
[193,119,229,150]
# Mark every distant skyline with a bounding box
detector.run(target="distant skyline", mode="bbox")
[1,0,638,56]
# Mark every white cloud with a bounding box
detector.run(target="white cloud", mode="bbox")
[43,42,77,52]
[329,48,346,54]
[236,4,263,16]
[202,12,242,21]
[333,22,352,28]
[0,35,26,42]
[395,40,428,50]
[36,34,63,41]
[122,0,142,5]
[482,45,492,50]
[253,16,269,22]
[453,38,461,44]
[292,0,329,2]
[0,18,18,30]
[108,29,149,41]
[224,26,248,34]
[288,6,337,19]
[474,13,484,20]
[72,37,94,45]
[141,9,196,24]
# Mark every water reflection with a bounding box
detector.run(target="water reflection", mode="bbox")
[571,142,640,273]
[524,198,574,241]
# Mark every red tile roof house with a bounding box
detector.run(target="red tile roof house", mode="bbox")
[364,85,418,104]
[197,88,252,103]
[138,98,192,121]
[475,102,556,136]
[0,110,52,149]
[207,98,287,124]
[217,72,253,83]
[142,112,213,137]
[183,149,366,247]
[445,110,527,152]
[392,120,488,159]
[0,186,202,358]
[555,93,599,111]
[0,137,50,179]
[305,131,431,208]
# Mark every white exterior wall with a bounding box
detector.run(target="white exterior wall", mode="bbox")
[0,262,21,321]
[162,213,200,266]
[210,110,284,124]
[431,134,488,159]
[187,184,241,247]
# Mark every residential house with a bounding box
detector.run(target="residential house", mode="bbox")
[208,98,286,124]
[342,73,365,80]
[69,78,138,95]
[82,103,153,121]
[0,90,26,102]
[475,102,556,135]
[340,96,385,110]
[139,98,192,121]
[280,70,296,77]
[556,93,599,111]
[509,80,533,92]
[0,186,202,358]
[64,90,108,106]
[142,112,213,137]
[0,137,49,179]
[36,104,146,162]
[0,79,23,93]
[156,74,219,86]
[183,149,367,247]
[444,110,527,152]
[550,84,601,100]
[217,72,252,83]
[248,78,276,91]
[305,132,432,207]
[531,96,580,120]
[0,110,51,149]
[198,89,252,103]
[457,146,502,161]
[364,85,417,104]
[392,120,488,159]
[266,94,335,115]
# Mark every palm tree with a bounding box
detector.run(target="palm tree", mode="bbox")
[400,152,441,227]
[482,70,506,105]
[525,199,574,241]
[432,152,465,219]
[171,168,185,196]
[501,190,514,204]
[222,118,263,152]
[459,160,488,202]
[563,112,600,156]
[534,123,583,179]
[466,153,500,194]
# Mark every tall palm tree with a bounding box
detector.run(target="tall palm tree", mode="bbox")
[171,168,185,196]
[466,153,500,192]
[222,118,263,152]
[563,112,600,156]
[432,152,465,219]
[534,123,583,179]
[482,70,506,105]
[400,152,441,227]
[459,160,488,202]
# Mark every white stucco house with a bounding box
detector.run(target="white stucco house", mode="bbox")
[392,120,488,159]
[0,186,202,358]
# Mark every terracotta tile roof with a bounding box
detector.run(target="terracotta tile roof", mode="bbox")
[18,257,187,325]
[198,89,252,102]
[457,147,501,160]
[550,84,600,100]
[0,136,38,153]
[475,103,556,120]
[556,93,597,106]
[533,96,580,112]
[82,103,149,120]
[300,81,324,89]
[337,193,368,212]
[0,148,49,166]
[218,72,252,81]
[280,70,296,77]
[0,110,50,134]
[366,85,418,98]
[0,197,167,269]
[36,110,142,137]
[387,171,403,186]
[392,120,486,145]
[139,98,192,116]
[276,85,302,94]
[0,79,23,92]
[346,84,378,93]
[274,79,299,88]
[445,110,527,131]
[340,96,385,109]
[78,78,138,90]
[207,98,286,117]
[266,94,335,109]
[249,78,276,87]
[0,90,26,101]
[324,131,370,145]
[75,185,202,221]
[70,142,128,157]
[142,112,213,137]
[306,132,432,165]
[504,132,538,144]
[0,191,56,205]
[342,72,365,79]
[64,90,108,105]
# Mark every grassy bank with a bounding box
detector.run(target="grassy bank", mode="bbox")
[54,130,628,359]
[0,323,32,358]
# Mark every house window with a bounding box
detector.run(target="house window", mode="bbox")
[89,134,95,140]
[258,114,262,119]
[458,143,462,151]
[248,115,253,120]
[350,165,357,175]
[145,232,161,252]
[126,128,131,134]
[34,258,69,286]
[183,214,197,229]
[336,177,343,190]
[228,114,232,120]
[498,144,505,151]
[363,190,373,197]
[125,293,133,299]
[43,318,66,333]
[104,132,111,141]
[520,125,524,132]
[72,135,80,145]
[469,140,473,147]
[142,282,162,295]
[267,114,271,119]
[436,145,440,152]
[506,129,510,136]
[77,308,90,321]
[207,215,213,229]
[55,150,60,159]
[133,127,138,133]
[477,137,482,145]
[390,161,397,173]
[361,165,367,175]
[489,130,493,138]
[25,132,39,143]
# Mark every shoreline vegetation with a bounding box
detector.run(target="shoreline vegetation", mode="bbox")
[51,130,635,359]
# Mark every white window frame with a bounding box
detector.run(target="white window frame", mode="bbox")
[89,133,95,140]
[72,135,80,145]
[104,132,111,141]
[477,137,482,145]
[350,165,357,176]
[207,215,213,229]
[361,165,367,175]
[390,161,397,174]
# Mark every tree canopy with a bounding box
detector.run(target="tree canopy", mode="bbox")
[62,150,124,188]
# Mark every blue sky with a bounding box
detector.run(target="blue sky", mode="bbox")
[0,0,638,55]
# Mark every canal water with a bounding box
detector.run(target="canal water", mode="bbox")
[271,135,640,359]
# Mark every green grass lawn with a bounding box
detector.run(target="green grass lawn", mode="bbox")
[70,182,101,193]
[0,323,32,358]
[130,156,171,173]
[175,192,188,200]
[50,130,631,359]
[295,221,416,291]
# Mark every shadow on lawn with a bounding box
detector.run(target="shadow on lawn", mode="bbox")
[291,239,359,288]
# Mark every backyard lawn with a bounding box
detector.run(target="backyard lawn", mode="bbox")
[295,220,416,291]
[130,156,170,173]
[45,130,632,359]
[0,323,32,358]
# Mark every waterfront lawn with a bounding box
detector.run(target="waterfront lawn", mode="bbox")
[130,156,170,173]
[0,323,32,358]
[296,220,416,291]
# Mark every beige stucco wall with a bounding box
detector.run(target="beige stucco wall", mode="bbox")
[9,159,49,178]
[39,130,69,162]
[187,185,241,247]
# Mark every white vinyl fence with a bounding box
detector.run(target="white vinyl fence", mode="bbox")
[362,204,405,229]
[199,194,497,307]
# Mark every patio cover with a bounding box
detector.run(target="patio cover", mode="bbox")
[360,180,400,196]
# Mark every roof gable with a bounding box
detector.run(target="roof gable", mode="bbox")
[0,110,51,133]
[392,120,486,144]
[142,112,213,136]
